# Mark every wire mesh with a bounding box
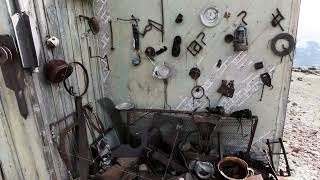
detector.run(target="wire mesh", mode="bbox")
[127,109,258,155]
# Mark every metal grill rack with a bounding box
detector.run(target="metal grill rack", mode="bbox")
[126,109,258,154]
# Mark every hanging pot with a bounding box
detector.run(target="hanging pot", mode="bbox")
[46,60,73,83]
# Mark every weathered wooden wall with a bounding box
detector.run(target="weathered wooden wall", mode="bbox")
[0,0,107,179]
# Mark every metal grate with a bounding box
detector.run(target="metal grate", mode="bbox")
[126,109,258,154]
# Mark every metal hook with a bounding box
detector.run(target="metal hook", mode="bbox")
[237,11,248,25]
[196,32,206,45]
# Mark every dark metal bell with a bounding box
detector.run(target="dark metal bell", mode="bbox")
[46,60,73,83]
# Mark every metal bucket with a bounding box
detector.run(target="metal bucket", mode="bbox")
[218,157,254,180]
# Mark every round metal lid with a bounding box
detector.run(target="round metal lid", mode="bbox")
[200,6,220,27]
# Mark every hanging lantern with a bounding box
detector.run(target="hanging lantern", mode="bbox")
[234,24,248,51]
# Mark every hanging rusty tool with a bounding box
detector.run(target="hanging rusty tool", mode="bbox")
[140,19,163,38]
[109,20,115,50]
[271,8,285,31]
[0,35,28,119]
[79,15,100,38]
[191,86,211,107]
[88,46,110,71]
[117,15,141,65]
[63,62,90,180]
[260,73,273,101]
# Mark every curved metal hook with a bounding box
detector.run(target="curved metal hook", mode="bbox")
[237,11,248,25]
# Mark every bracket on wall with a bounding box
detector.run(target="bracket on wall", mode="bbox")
[187,32,206,56]
[271,8,285,31]
[0,35,28,119]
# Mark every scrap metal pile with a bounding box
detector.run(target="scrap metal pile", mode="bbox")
[49,98,290,180]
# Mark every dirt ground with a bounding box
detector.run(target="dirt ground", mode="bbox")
[282,71,320,180]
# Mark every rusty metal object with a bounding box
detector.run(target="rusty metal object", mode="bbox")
[0,35,28,119]
[234,25,248,51]
[175,14,183,24]
[271,33,295,60]
[218,157,254,180]
[266,138,291,177]
[237,11,248,25]
[79,15,100,35]
[225,34,234,44]
[271,8,285,31]
[109,20,115,50]
[193,114,221,153]
[187,32,206,56]
[224,12,231,19]
[46,60,73,83]
[145,147,188,174]
[217,80,235,98]
[145,47,156,59]
[189,67,201,80]
[254,62,264,70]
[260,73,273,101]
[184,151,218,163]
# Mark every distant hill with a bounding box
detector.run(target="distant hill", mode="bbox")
[294,41,320,67]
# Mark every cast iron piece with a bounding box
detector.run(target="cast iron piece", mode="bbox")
[189,67,201,80]
[217,80,235,98]
[172,36,182,57]
[155,46,167,56]
[254,62,264,70]
[271,8,285,31]
[46,60,73,83]
[224,34,234,43]
[237,11,248,25]
[271,33,295,59]
[175,14,183,24]
[145,47,156,59]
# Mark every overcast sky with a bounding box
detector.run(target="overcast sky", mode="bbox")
[297,0,320,43]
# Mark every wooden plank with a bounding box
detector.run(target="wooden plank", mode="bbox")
[0,86,22,180]
[66,0,88,104]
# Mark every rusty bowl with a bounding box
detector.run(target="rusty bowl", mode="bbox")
[46,60,73,83]
[218,157,254,180]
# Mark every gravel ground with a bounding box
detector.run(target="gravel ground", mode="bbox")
[281,71,320,180]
